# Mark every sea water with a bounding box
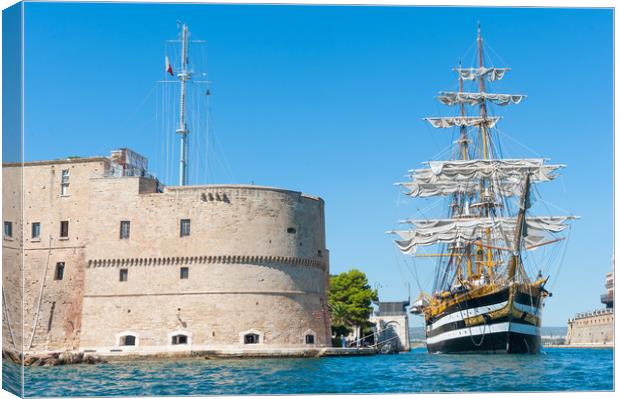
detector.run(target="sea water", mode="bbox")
[3,347,613,397]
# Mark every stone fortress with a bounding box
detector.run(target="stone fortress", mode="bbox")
[565,268,614,346]
[2,148,332,357]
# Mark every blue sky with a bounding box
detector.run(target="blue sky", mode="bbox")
[10,2,614,326]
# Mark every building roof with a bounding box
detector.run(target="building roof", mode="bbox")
[376,301,410,316]
[164,184,323,202]
[3,156,110,168]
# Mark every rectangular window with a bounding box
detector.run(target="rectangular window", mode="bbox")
[54,262,65,280]
[244,333,259,344]
[60,169,70,195]
[180,219,190,237]
[32,222,41,239]
[305,334,315,344]
[4,221,12,238]
[119,268,128,282]
[171,335,188,345]
[60,221,69,238]
[180,267,189,279]
[120,221,130,239]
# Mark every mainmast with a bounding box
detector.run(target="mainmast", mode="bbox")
[476,23,493,278]
[176,23,191,186]
[477,22,489,161]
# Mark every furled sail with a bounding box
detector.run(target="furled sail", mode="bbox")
[399,179,522,197]
[399,159,563,198]
[390,216,575,255]
[424,116,500,129]
[453,67,510,82]
[437,92,526,106]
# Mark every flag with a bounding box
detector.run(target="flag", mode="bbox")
[165,56,174,76]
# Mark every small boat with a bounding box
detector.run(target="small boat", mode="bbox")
[389,24,577,354]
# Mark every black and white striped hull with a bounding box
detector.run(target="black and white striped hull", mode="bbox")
[425,287,543,354]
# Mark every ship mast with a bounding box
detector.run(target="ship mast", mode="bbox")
[477,22,489,160]
[176,23,191,186]
[476,23,494,280]
[458,61,468,161]
[507,174,531,280]
[456,62,470,281]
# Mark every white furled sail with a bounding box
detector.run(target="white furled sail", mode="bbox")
[399,159,564,198]
[437,92,526,106]
[390,216,575,255]
[399,178,521,197]
[424,116,500,129]
[454,67,510,82]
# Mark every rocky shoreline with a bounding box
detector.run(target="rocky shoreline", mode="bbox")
[2,346,377,366]
[3,349,108,366]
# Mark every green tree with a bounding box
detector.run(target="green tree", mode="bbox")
[328,269,378,340]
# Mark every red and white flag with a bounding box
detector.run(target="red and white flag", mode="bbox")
[165,56,174,76]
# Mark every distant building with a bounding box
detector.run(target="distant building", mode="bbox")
[370,300,410,353]
[565,269,614,346]
[2,149,331,356]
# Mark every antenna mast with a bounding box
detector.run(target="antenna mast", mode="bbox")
[176,23,191,186]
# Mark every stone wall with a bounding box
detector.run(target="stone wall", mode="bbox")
[370,315,410,352]
[3,159,108,352]
[566,309,614,345]
[80,181,330,351]
[3,156,331,354]
[2,164,23,353]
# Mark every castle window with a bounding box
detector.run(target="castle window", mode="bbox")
[180,267,189,279]
[318,250,322,258]
[287,227,296,234]
[4,221,12,238]
[119,268,128,282]
[305,334,315,344]
[171,334,188,345]
[180,219,191,237]
[121,335,136,346]
[60,169,70,196]
[32,222,40,239]
[119,221,130,239]
[60,221,69,238]
[54,262,65,280]
[244,333,260,344]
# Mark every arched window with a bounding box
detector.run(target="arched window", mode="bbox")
[115,331,139,347]
[171,334,188,345]
[244,333,260,344]
[305,334,315,344]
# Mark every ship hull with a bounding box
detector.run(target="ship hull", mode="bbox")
[425,286,543,354]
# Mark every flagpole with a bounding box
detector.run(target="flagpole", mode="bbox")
[176,23,190,186]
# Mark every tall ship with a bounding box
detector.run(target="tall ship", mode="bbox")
[390,25,577,354]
